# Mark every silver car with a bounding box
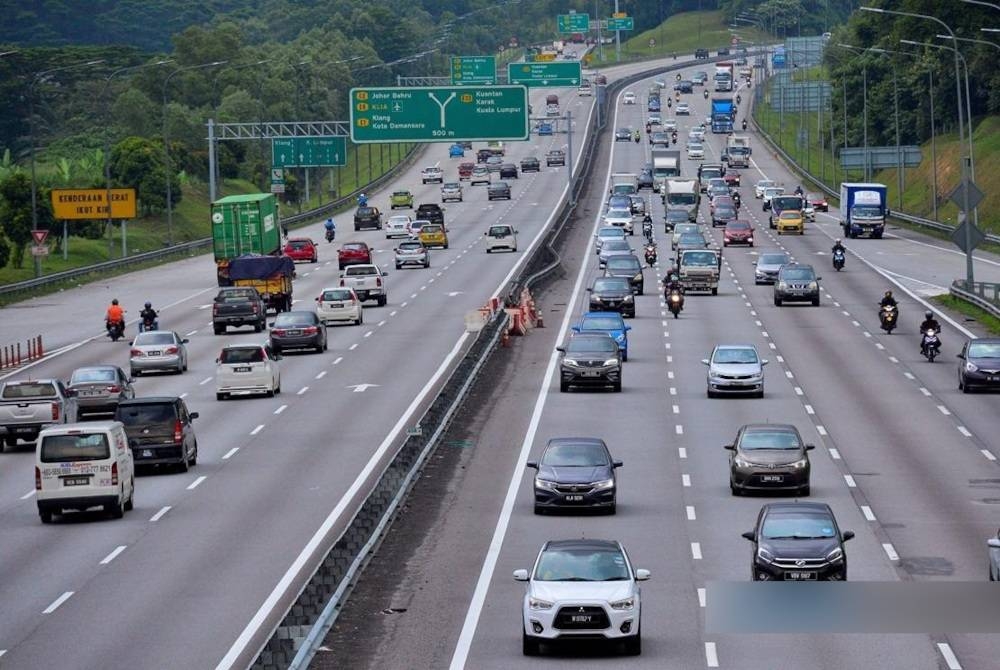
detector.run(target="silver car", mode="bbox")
[515,539,649,656]
[394,240,430,269]
[603,208,635,235]
[753,251,791,284]
[129,330,189,376]
[384,214,412,239]
[594,226,626,254]
[671,222,702,249]
[989,529,1000,581]
[703,344,768,398]
[441,182,463,202]
[68,366,135,416]
[599,238,634,267]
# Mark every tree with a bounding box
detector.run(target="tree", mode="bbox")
[109,136,178,215]
[112,88,159,138]
[0,172,53,269]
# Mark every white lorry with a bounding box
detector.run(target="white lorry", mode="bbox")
[678,249,721,295]
[725,135,751,168]
[664,178,700,222]
[610,172,639,196]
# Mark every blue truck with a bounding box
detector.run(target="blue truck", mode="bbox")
[839,182,888,238]
[711,98,734,133]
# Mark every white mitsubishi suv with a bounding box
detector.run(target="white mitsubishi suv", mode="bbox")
[514,539,649,656]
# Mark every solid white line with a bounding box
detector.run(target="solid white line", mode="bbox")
[882,543,900,561]
[333,357,343,365]
[682,474,691,487]
[816,425,828,436]
[274,404,287,414]
[982,449,997,462]
[678,447,687,459]
[686,505,697,520]
[938,642,963,670]
[829,448,841,460]
[691,542,702,560]
[20,489,35,500]
[698,587,706,608]
[100,545,127,565]
[42,591,74,614]
[150,506,171,522]
[315,371,327,380]
[199,376,213,385]
[861,505,877,522]
[187,476,207,490]
[250,424,265,435]
[297,386,309,395]
[705,641,719,667]
[222,447,239,460]
[937,405,951,415]
[844,474,857,488]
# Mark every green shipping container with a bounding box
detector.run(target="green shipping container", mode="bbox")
[211,193,280,262]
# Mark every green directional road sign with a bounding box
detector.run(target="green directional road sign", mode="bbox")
[507,62,582,88]
[349,86,529,143]
[607,16,635,31]
[557,13,590,33]
[451,56,496,86]
[271,137,347,168]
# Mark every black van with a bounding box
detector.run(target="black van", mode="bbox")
[115,396,198,472]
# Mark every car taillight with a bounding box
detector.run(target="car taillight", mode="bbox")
[340,279,345,287]
[35,466,42,490]
[164,346,178,355]
[376,277,382,287]
[111,461,119,486]
[212,304,219,315]
[51,403,60,421]
[303,326,318,334]
[251,303,260,314]
[130,348,142,357]
[108,385,121,393]
[174,420,183,444]
[272,329,286,336]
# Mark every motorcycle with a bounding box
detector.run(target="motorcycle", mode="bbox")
[879,304,898,334]
[325,228,336,243]
[357,194,368,207]
[642,219,653,240]
[704,90,709,100]
[644,244,657,267]
[633,133,640,143]
[833,249,845,271]
[139,316,159,332]
[667,289,684,318]
[106,319,125,342]
[742,119,747,131]
[921,329,941,362]
[667,98,672,108]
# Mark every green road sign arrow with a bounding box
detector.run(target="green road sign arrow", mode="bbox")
[271,137,348,168]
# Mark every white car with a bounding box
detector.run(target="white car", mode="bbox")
[315,287,363,326]
[803,201,816,221]
[676,102,690,115]
[408,218,430,238]
[485,224,518,253]
[603,208,635,235]
[662,118,677,132]
[515,539,649,656]
[687,142,705,159]
[384,214,412,239]
[215,344,281,400]
[420,166,444,184]
[647,113,661,125]
[622,91,636,105]
[690,126,706,141]
[762,186,785,208]
[754,179,777,198]
[578,85,593,97]
[594,225,626,254]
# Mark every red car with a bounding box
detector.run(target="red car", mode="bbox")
[338,242,372,270]
[807,192,829,212]
[283,238,317,263]
[723,172,741,187]
[723,219,755,247]
[458,162,475,180]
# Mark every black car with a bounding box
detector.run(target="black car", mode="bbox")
[527,437,622,513]
[958,337,1000,392]
[269,310,327,354]
[487,182,512,200]
[546,150,566,167]
[604,255,644,295]
[499,163,519,179]
[115,396,198,471]
[587,277,635,318]
[664,208,689,233]
[476,148,493,163]
[726,424,813,496]
[614,127,632,142]
[637,170,654,191]
[712,204,738,227]
[556,334,623,393]
[695,48,710,59]
[773,263,821,306]
[415,203,444,225]
[742,502,854,581]
[521,156,541,172]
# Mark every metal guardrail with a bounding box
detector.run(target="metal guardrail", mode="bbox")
[0,144,426,300]
[951,280,1000,319]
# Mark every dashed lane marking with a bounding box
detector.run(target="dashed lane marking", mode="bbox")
[686,505,697,520]
[882,543,900,561]
[844,474,857,488]
[250,424,264,435]
[150,506,171,522]
[42,591,74,614]
[100,545,127,565]
[222,447,240,460]
[187,476,207,490]
[861,505,877,521]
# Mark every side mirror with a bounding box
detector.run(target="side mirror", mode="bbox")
[484,231,489,236]
[570,326,581,333]
[268,322,275,328]
[189,412,199,420]
[182,338,190,344]
[513,569,529,582]
[634,568,651,581]
[612,460,623,468]
[586,288,593,292]
[805,444,816,451]
[741,531,756,542]
[215,358,221,365]
[842,530,855,542]
[315,297,320,301]
[701,359,710,365]
[761,359,769,366]
[816,276,823,281]
[724,444,735,450]
[625,325,632,332]
[957,353,965,359]
[526,461,539,469]
[555,346,566,353]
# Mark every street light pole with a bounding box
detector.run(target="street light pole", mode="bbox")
[836,44,872,181]
[209,58,270,201]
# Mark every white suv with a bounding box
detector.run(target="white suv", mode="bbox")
[514,539,649,656]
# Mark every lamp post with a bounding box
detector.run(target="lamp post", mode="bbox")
[209,58,270,201]
[103,59,172,259]
[861,6,974,285]
[835,44,872,180]
[162,61,226,248]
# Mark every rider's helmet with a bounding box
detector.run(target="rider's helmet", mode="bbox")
[835,238,842,245]
[144,302,151,309]
[925,310,933,320]
[112,298,119,305]
[884,290,893,299]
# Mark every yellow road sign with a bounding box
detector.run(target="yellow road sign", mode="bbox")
[50,188,137,220]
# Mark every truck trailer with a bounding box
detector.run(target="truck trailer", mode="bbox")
[840,183,888,238]
[212,193,281,285]
[711,98,735,134]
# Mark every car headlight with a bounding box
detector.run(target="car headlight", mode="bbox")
[529,597,554,611]
[633,273,643,282]
[756,547,774,564]
[603,359,620,367]
[808,281,818,290]
[966,361,979,372]
[623,294,634,302]
[593,477,615,490]
[790,458,809,470]
[610,597,635,611]
[777,281,787,290]
[534,478,557,490]
[591,295,603,302]
[826,547,844,564]
[562,359,580,368]
[733,457,754,468]
[615,333,626,343]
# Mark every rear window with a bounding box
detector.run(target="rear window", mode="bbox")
[781,267,815,280]
[343,243,367,251]
[218,289,256,302]
[356,207,375,216]
[287,241,310,250]
[345,266,377,276]
[116,403,176,427]
[2,382,57,399]
[134,332,175,346]
[421,225,443,234]
[274,312,316,326]
[70,369,115,384]
[606,257,639,271]
[40,432,110,462]
[220,348,264,364]
[321,289,353,301]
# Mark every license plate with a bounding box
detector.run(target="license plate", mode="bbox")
[327,303,343,308]
[564,494,585,502]
[786,572,817,581]
[233,366,252,373]
[761,475,784,483]
[81,390,101,397]
[287,330,301,336]
[63,476,89,486]
[581,371,601,377]
[571,615,592,623]
[989,376,1000,382]
[14,426,35,433]
[142,449,154,458]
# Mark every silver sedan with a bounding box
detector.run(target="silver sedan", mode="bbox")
[130,331,189,376]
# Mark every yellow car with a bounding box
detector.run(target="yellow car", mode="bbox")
[776,209,804,235]
[419,223,449,249]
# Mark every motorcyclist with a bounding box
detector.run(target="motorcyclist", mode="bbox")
[794,185,804,197]
[736,94,742,105]
[642,213,653,239]
[732,192,742,210]
[879,290,898,309]
[831,239,846,255]
[742,119,747,131]
[139,302,159,332]
[666,97,672,107]
[106,299,125,334]
[324,217,336,241]
[919,310,942,353]
[633,129,640,143]
[645,122,651,134]
[704,89,709,100]
[664,272,684,295]
[357,193,368,207]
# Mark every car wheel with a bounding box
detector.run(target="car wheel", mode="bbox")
[108,492,125,519]
[774,297,782,306]
[711,287,718,296]
[216,393,226,401]
[378,296,387,307]
[178,452,190,473]
[355,314,363,326]
[213,326,225,335]
[266,386,275,398]
[3,435,17,448]
[396,263,401,269]
[190,443,198,466]
[623,627,641,656]
[124,479,134,510]
[131,369,140,378]
[622,351,628,362]
[731,482,741,496]
[560,381,569,393]
[798,485,810,497]
[522,631,541,657]
[812,297,820,306]
[613,380,623,392]
[253,321,262,333]
[486,248,492,254]
[707,388,716,399]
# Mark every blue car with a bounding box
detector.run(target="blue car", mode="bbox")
[572,311,631,361]
[449,144,465,157]
[536,122,554,136]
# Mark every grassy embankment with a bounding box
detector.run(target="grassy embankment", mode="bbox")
[603,10,769,64]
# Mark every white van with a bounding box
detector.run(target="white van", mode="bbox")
[35,421,135,523]
[485,224,518,253]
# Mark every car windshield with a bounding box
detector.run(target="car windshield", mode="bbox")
[781,268,815,280]
[117,403,175,426]
[968,342,1000,358]
[287,241,310,249]
[534,547,630,581]
[321,289,353,301]
[566,335,618,353]
[343,244,367,251]
[727,221,751,230]
[274,312,315,326]
[134,332,175,346]
[599,227,625,238]
[1,382,57,399]
[676,224,698,235]
[581,316,624,331]
[808,193,823,201]
[762,513,837,540]
[543,442,609,467]
[398,243,422,251]
[606,209,631,219]
[714,348,758,364]
[593,278,630,292]
[220,348,264,364]
[40,432,110,463]
[668,193,697,205]
[716,207,736,217]
[854,206,882,217]
[760,254,790,266]
[218,290,257,303]
[689,143,703,151]
[682,251,716,266]
[71,368,115,383]
[489,226,512,237]
[606,258,640,271]
[757,181,775,189]
[421,225,443,234]
[443,183,460,189]
[741,431,801,450]
[356,207,375,216]
[780,211,800,219]
[393,191,409,197]
[388,216,410,225]
[603,240,631,252]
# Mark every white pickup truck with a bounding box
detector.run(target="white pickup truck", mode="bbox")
[340,264,389,306]
[0,379,75,448]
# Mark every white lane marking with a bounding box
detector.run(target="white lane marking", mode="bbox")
[861,505,877,522]
[804,404,815,415]
[682,474,691,487]
[829,448,841,460]
[956,426,971,437]
[349,343,359,351]
[199,376,213,385]
[364,331,373,338]
[904,372,915,380]
[863,331,872,339]
[222,447,240,460]
[274,405,287,414]
[667,355,673,363]
[150,506,171,522]
[20,490,35,500]
[185,330,198,336]
[775,355,784,363]
[390,310,398,317]
[42,591,74,614]
[675,425,683,435]
[784,370,794,379]
[686,505,697,520]
[0,650,6,658]
[794,387,803,396]
[672,404,680,414]
[669,387,677,395]
[982,449,997,462]
[401,301,409,308]
[187,476,207,490]
[691,542,703,560]
[678,447,687,459]
[100,545,127,565]
[316,371,327,380]
[844,474,857,488]
[919,387,931,396]
[875,343,885,350]
[937,405,951,416]
[664,342,671,350]
[667,371,675,379]
[761,331,769,338]
[705,641,720,667]
[250,424,265,435]
[882,543,900,561]
[410,293,417,299]
[333,357,343,365]
[698,588,706,608]
[938,643,963,670]
[889,356,899,364]
[768,342,776,349]
[852,320,860,327]
[377,320,386,327]
[297,386,309,395]
[816,425,828,436]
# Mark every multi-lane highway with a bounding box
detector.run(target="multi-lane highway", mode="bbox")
[315,60,1000,670]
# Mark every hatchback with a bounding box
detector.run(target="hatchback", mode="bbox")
[470,166,491,185]
[283,238,318,263]
[723,220,754,246]
[487,182,512,200]
[528,437,622,512]
[587,277,635,317]
[129,330,189,376]
[440,182,463,202]
[742,502,854,581]
[957,338,1000,392]
[315,287,363,326]
[598,239,633,268]
[384,214,412,239]
[726,424,813,496]
[753,251,791,284]
[395,240,431,269]
[269,311,327,354]
[703,344,767,398]
[500,163,519,179]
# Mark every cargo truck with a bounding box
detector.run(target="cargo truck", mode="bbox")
[711,98,735,133]
[651,149,681,192]
[714,62,734,92]
[840,183,888,238]
[678,249,721,295]
[725,135,751,168]
[227,255,295,313]
[664,179,700,222]
[212,194,281,285]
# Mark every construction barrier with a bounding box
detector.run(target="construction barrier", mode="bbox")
[1,335,44,370]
